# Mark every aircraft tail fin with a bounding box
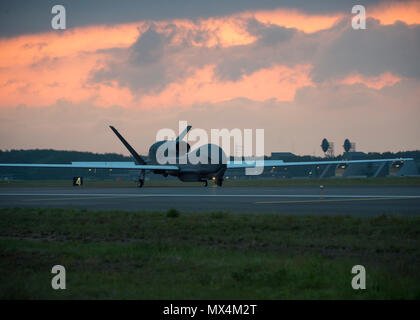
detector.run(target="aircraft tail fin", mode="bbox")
[176,125,192,142]
[109,126,147,165]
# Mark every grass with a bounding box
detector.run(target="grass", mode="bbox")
[1,176,420,188]
[0,208,420,299]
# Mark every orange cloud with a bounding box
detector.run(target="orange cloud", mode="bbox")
[339,72,402,89]
[155,17,257,47]
[139,64,314,108]
[0,14,262,108]
[370,0,420,25]
[92,82,136,108]
[0,12,305,109]
[249,9,343,33]
[0,23,141,68]
[1,4,415,110]
[0,22,144,107]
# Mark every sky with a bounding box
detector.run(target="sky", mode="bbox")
[0,0,419,157]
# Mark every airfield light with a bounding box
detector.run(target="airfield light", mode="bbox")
[88,169,91,172]
[109,169,112,172]
[212,177,216,180]
[272,166,275,169]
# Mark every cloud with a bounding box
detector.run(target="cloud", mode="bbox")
[250,7,343,33]
[369,0,420,25]
[0,0,389,37]
[138,64,314,107]
[1,78,419,156]
[90,23,202,94]
[90,13,420,100]
[212,19,300,81]
[0,0,419,159]
[1,1,419,111]
[338,72,401,89]
[88,18,313,96]
[311,18,420,82]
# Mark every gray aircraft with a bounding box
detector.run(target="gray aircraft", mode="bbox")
[109,125,228,187]
[0,125,414,187]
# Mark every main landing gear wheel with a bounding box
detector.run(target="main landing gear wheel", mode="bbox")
[138,169,145,188]
[203,180,208,187]
[216,178,223,187]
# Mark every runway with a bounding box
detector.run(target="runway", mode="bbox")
[1,185,420,216]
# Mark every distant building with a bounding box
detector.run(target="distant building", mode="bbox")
[342,151,366,160]
[270,152,296,160]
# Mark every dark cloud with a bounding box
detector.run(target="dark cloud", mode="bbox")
[311,18,420,81]
[208,16,420,83]
[0,0,390,37]
[247,19,294,45]
[88,11,420,96]
[89,24,185,92]
[130,26,174,65]
[90,22,229,92]
[90,16,311,88]
[214,20,302,81]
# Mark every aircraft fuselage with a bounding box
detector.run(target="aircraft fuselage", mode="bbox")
[148,141,227,184]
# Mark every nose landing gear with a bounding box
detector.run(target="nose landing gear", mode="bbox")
[216,178,223,187]
[203,180,208,187]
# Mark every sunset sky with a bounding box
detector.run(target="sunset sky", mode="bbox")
[0,0,419,157]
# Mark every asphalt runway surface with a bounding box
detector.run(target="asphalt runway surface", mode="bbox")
[1,185,420,216]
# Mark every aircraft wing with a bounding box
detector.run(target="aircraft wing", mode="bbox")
[227,158,413,169]
[0,161,179,170]
[1,158,413,170]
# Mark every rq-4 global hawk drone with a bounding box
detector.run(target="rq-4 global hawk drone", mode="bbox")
[0,125,413,187]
